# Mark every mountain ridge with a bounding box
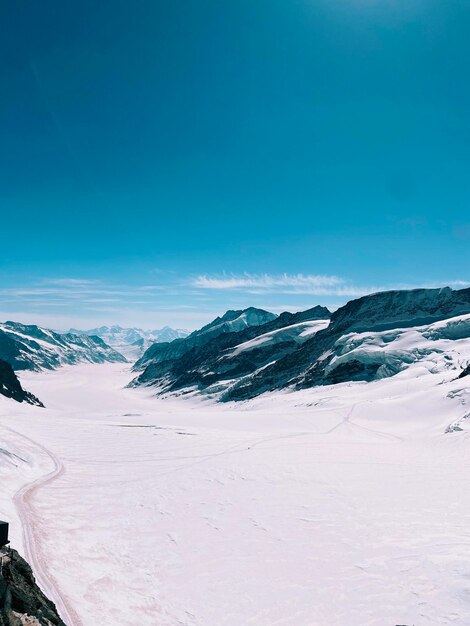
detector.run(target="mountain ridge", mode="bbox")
[134,307,277,371]
[131,305,331,393]
[225,286,470,400]
[0,322,127,372]
[129,287,470,402]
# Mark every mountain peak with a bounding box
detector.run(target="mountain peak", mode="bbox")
[195,307,276,337]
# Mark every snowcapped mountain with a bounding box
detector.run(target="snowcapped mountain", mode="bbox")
[0,321,127,372]
[130,305,331,393]
[69,325,189,361]
[195,307,278,337]
[225,286,470,401]
[129,288,470,402]
[133,307,278,371]
[317,313,470,385]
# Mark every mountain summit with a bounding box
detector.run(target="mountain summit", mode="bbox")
[130,305,331,392]
[133,307,277,372]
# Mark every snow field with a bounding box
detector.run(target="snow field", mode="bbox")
[0,363,469,625]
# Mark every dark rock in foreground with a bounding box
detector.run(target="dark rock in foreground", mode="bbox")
[0,548,65,625]
[0,360,43,407]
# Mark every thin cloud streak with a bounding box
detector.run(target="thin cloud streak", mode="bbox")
[192,273,379,296]
[192,273,344,290]
[1,274,468,330]
[191,273,470,297]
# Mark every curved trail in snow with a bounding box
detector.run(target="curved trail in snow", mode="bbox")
[326,401,404,442]
[4,425,83,626]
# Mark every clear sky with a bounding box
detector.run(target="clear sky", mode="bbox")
[1,0,469,330]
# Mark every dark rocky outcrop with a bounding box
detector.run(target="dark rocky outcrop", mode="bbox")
[0,360,43,407]
[458,363,470,379]
[0,548,65,625]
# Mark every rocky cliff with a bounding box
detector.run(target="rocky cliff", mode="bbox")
[0,360,43,407]
[0,548,65,626]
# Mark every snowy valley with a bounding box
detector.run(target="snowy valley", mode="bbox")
[0,287,469,626]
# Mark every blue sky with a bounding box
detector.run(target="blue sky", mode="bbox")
[1,0,469,330]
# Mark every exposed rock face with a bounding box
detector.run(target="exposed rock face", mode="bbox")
[327,286,470,335]
[0,548,65,626]
[0,360,43,407]
[0,322,127,371]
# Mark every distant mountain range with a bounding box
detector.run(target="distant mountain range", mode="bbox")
[0,321,127,372]
[69,325,189,360]
[130,287,470,401]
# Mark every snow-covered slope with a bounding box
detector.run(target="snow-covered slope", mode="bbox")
[69,325,189,361]
[0,322,127,371]
[321,313,470,384]
[195,307,277,338]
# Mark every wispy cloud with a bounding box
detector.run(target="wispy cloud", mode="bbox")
[193,273,342,289]
[191,273,470,296]
[191,273,376,296]
[1,274,468,331]
[43,278,100,287]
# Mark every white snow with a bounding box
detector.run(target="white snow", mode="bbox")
[227,320,329,357]
[0,361,469,626]
[327,313,470,380]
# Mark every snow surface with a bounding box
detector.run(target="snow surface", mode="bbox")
[327,313,470,381]
[227,320,329,357]
[0,362,469,625]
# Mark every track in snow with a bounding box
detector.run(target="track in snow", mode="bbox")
[7,425,82,626]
